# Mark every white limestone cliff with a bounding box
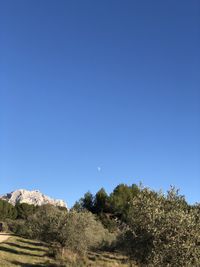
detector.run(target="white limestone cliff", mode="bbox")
[0,189,67,208]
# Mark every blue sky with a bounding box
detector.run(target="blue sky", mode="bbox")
[1,1,200,207]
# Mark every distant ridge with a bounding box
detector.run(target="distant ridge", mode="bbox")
[0,189,67,208]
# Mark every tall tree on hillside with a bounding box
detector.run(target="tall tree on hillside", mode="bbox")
[110,184,139,217]
[93,188,109,214]
[82,191,94,212]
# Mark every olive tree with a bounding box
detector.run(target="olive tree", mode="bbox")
[120,187,200,266]
[24,205,112,255]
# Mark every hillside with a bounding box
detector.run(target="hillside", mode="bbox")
[0,235,134,267]
[0,184,199,266]
[0,235,58,267]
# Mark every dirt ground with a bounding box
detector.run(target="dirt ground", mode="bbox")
[0,233,11,243]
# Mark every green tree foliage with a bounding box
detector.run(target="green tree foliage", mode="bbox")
[72,191,94,212]
[16,203,37,219]
[118,186,200,266]
[82,191,94,212]
[0,200,17,220]
[93,188,109,214]
[73,184,140,231]
[19,205,113,255]
[110,184,139,218]
[74,184,139,217]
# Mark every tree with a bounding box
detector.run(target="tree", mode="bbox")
[0,200,17,220]
[21,205,112,256]
[93,188,109,214]
[110,184,139,218]
[16,203,37,219]
[119,187,200,266]
[82,191,94,212]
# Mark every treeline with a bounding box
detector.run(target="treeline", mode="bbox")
[1,184,200,266]
[72,184,200,266]
[74,183,139,215]
[0,200,40,220]
[73,184,140,231]
[0,200,67,221]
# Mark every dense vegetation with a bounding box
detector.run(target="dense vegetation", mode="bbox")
[1,184,200,266]
[0,200,37,220]
[0,200,18,220]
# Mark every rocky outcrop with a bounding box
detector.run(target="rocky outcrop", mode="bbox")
[0,189,67,208]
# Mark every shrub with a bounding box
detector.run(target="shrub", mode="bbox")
[119,187,200,266]
[19,205,114,256]
[16,203,37,219]
[6,219,29,236]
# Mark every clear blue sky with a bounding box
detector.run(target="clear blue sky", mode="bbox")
[1,1,199,207]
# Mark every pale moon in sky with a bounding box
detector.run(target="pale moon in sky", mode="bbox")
[97,167,101,172]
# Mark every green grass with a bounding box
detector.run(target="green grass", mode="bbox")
[0,236,136,267]
[86,251,136,267]
[0,236,59,267]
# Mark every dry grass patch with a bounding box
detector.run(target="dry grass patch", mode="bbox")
[0,236,60,267]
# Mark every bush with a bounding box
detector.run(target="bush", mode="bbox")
[118,187,200,266]
[18,205,114,256]
[16,203,37,219]
[6,219,30,236]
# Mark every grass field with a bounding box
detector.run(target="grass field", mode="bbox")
[0,236,58,267]
[0,235,135,267]
[87,251,135,267]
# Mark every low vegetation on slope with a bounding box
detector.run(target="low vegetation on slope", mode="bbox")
[0,235,134,267]
[0,235,57,267]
